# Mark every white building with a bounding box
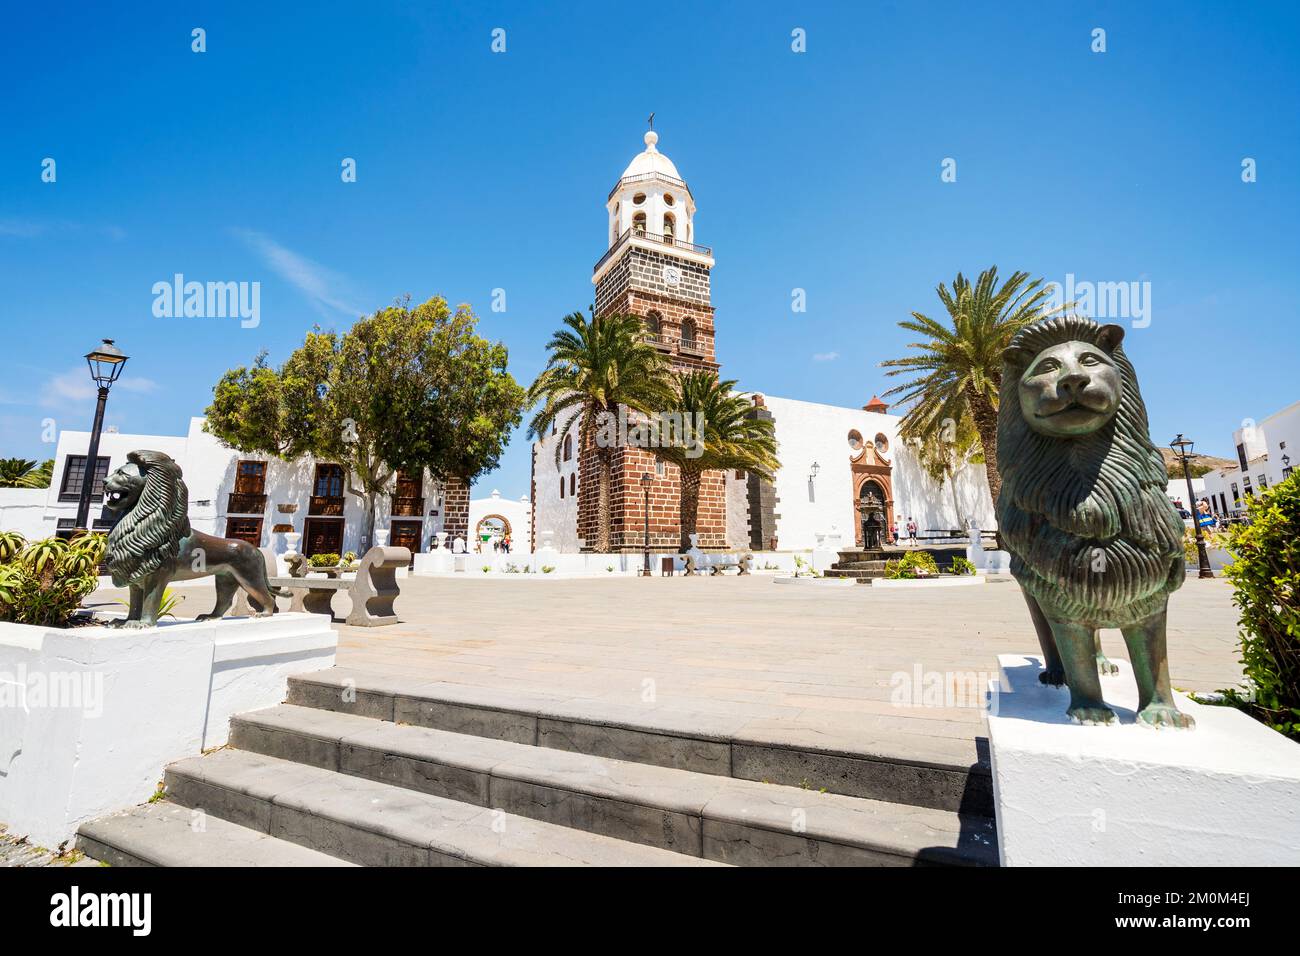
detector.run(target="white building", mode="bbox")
[1200,400,1300,516]
[0,417,479,557]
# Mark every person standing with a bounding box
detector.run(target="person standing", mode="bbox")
[906,517,918,547]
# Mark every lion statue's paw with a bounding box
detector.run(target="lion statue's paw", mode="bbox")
[1096,654,1119,676]
[1067,704,1116,725]
[1038,667,1067,687]
[1137,704,1195,730]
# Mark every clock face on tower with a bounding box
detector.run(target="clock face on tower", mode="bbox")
[663,264,682,287]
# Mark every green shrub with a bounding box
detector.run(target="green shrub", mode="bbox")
[884,551,939,579]
[1218,473,1300,739]
[948,555,977,576]
[0,533,104,628]
[308,552,341,568]
[0,531,27,564]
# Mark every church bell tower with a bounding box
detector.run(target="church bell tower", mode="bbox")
[579,127,728,551]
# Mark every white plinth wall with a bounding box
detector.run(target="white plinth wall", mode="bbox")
[988,653,1300,866]
[0,613,336,847]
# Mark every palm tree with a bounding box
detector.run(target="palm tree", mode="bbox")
[0,458,51,489]
[652,370,780,550]
[880,267,1065,505]
[526,311,675,552]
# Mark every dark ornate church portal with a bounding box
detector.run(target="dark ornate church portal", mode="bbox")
[859,482,887,550]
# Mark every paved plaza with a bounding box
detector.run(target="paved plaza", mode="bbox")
[102,573,1243,773]
[336,575,1242,765]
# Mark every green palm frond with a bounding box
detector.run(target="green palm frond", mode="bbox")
[651,371,780,480]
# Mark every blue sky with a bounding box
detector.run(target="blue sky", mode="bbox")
[2,0,1297,495]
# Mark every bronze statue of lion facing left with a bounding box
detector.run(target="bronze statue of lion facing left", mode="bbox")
[101,449,282,628]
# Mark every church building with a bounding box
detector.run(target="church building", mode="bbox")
[531,129,998,554]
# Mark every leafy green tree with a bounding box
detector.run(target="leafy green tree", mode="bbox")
[0,458,53,488]
[651,370,780,550]
[206,297,524,548]
[526,312,675,552]
[880,267,1066,505]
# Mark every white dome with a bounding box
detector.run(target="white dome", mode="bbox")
[619,130,683,182]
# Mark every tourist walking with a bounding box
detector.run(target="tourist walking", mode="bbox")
[906,517,918,546]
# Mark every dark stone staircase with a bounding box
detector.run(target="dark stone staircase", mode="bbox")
[75,669,999,867]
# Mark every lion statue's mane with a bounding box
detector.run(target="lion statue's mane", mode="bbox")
[105,450,191,588]
[995,316,1185,627]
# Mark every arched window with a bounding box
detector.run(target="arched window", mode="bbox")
[644,311,662,341]
[562,434,573,461]
[681,317,697,350]
[663,212,676,243]
[569,472,576,496]
[633,211,647,235]
[559,476,565,499]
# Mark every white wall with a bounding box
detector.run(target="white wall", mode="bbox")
[761,395,997,551]
[467,489,532,553]
[0,488,48,540]
[0,613,334,846]
[531,431,580,552]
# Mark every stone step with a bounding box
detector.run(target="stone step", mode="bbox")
[287,669,993,816]
[229,704,997,866]
[164,748,725,867]
[76,801,356,867]
[823,566,887,578]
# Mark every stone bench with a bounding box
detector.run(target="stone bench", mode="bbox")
[684,550,753,576]
[235,545,410,626]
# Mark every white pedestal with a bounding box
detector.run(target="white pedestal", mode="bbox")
[0,613,336,847]
[988,653,1300,866]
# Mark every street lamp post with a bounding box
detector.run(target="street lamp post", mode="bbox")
[75,339,129,534]
[640,472,653,576]
[1170,434,1213,579]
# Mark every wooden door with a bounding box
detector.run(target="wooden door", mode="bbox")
[390,520,422,552]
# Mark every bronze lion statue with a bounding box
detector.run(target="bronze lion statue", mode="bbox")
[101,450,281,628]
[996,317,1192,728]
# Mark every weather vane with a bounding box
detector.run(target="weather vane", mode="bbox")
[647,112,655,131]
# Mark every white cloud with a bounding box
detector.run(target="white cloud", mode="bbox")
[35,369,158,408]
[232,228,360,317]
[0,220,125,241]
[812,351,839,362]
[115,377,160,394]
[42,369,96,405]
